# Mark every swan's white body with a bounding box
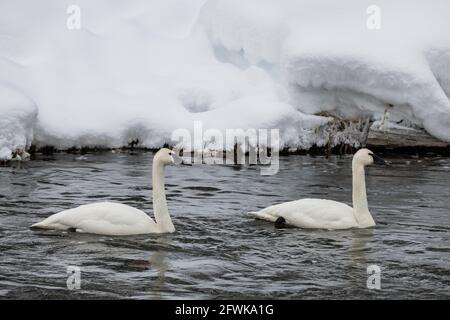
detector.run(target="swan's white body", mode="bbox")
[31,148,178,235]
[31,202,159,235]
[250,149,383,230]
[252,199,358,230]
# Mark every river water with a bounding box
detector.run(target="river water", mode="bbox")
[0,151,449,299]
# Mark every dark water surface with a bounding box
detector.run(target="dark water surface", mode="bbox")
[0,151,449,299]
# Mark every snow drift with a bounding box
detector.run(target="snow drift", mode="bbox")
[0,0,449,159]
[0,85,37,160]
[200,0,450,141]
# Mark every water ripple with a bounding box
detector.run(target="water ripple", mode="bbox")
[0,152,449,299]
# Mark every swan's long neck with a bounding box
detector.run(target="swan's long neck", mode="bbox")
[352,160,375,228]
[152,160,175,232]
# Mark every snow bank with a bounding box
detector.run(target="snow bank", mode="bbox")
[0,0,449,159]
[0,0,330,158]
[0,86,37,160]
[200,0,450,141]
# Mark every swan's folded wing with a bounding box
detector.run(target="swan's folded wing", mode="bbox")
[32,202,157,235]
[257,199,357,229]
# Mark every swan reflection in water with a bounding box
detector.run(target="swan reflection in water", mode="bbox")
[147,237,171,299]
[349,228,375,290]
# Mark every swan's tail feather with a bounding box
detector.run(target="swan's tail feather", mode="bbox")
[248,211,277,222]
[30,218,63,230]
[30,221,50,229]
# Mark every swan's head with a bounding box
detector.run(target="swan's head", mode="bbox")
[154,148,191,166]
[353,148,387,166]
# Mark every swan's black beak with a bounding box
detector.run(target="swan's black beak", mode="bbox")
[371,153,387,165]
[172,153,192,166]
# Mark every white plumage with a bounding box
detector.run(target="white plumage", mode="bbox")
[251,199,357,230]
[31,148,183,235]
[250,148,386,230]
[31,202,158,235]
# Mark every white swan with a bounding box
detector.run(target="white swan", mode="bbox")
[250,148,387,230]
[30,148,189,235]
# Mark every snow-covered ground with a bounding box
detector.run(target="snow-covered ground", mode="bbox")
[1,0,449,159]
